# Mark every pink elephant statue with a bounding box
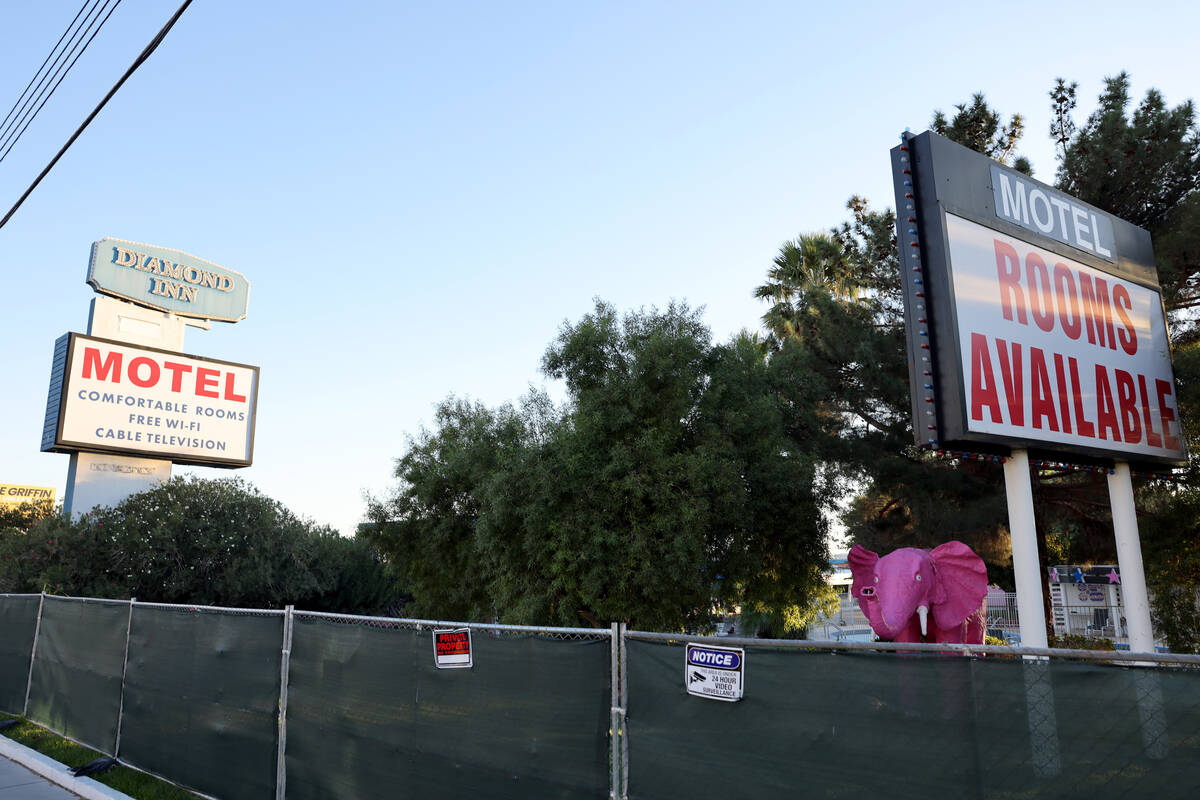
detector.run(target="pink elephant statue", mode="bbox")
[848,541,988,644]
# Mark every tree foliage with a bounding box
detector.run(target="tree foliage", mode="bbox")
[1055,72,1200,329]
[0,477,396,613]
[755,110,1024,584]
[366,301,831,632]
[759,76,1200,648]
[1049,73,1200,650]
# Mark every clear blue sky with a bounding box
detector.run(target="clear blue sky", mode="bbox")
[2,0,1197,534]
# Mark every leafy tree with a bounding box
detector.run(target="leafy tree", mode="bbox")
[0,498,58,533]
[932,92,1033,175]
[1048,72,1200,650]
[759,77,1200,648]
[1055,72,1200,331]
[0,476,396,613]
[366,301,831,632]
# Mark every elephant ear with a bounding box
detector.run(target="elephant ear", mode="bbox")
[847,544,879,598]
[929,541,988,629]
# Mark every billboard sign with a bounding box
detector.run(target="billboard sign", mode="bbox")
[0,485,55,506]
[42,333,259,468]
[87,238,250,322]
[891,131,1185,467]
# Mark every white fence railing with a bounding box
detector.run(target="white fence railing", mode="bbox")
[816,592,1148,647]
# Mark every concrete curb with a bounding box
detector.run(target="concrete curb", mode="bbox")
[0,735,135,800]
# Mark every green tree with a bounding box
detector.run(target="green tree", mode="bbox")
[759,77,1200,648]
[0,498,58,533]
[366,301,831,632]
[0,476,396,613]
[1048,73,1200,650]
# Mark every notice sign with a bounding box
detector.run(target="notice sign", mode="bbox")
[946,214,1184,463]
[685,643,744,702]
[433,628,473,669]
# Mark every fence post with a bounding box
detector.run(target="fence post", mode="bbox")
[113,597,136,757]
[619,622,628,800]
[22,592,45,717]
[275,605,295,800]
[610,623,620,799]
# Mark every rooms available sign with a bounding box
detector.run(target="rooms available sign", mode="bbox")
[948,214,1182,462]
[42,333,259,467]
[891,131,1186,467]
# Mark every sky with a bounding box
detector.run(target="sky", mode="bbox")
[1,0,1198,535]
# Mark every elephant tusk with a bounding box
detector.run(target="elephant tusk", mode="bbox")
[917,605,928,638]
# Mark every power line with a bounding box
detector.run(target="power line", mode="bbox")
[0,0,125,165]
[0,0,194,232]
[0,0,95,137]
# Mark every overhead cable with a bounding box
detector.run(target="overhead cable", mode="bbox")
[0,0,125,165]
[0,0,194,231]
[0,0,94,137]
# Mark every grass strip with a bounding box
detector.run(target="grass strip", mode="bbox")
[0,713,202,800]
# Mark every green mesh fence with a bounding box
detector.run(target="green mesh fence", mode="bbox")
[118,604,284,800]
[25,596,129,753]
[0,595,40,714]
[284,615,611,799]
[624,638,1200,799]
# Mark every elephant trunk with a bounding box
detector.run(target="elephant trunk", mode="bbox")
[917,605,928,638]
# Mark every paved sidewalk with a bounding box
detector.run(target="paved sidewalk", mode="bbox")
[0,753,81,799]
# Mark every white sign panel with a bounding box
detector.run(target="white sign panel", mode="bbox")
[433,628,473,669]
[685,643,744,702]
[946,214,1184,463]
[45,333,258,467]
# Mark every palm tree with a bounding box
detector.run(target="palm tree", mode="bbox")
[753,232,856,342]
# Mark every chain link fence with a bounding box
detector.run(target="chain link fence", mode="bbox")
[2,594,1200,799]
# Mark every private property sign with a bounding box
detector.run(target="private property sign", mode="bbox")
[433,628,473,669]
[42,333,259,467]
[891,131,1185,467]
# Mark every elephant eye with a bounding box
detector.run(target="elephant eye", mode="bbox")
[915,574,923,581]
[873,576,879,583]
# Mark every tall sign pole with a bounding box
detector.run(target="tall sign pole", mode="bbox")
[45,239,256,517]
[1109,462,1155,653]
[1004,449,1048,648]
[891,131,1186,650]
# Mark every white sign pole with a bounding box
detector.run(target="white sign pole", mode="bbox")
[63,297,182,517]
[1107,462,1155,654]
[1003,448,1049,649]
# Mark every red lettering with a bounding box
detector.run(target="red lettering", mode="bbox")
[195,368,220,398]
[1114,369,1141,444]
[1094,365,1120,441]
[995,339,1024,426]
[1029,348,1058,431]
[127,357,160,388]
[1078,274,1116,350]
[1026,253,1055,332]
[994,241,1026,325]
[223,372,247,403]
[1138,375,1162,448]
[81,347,122,382]
[1069,357,1095,438]
[1112,284,1137,355]
[1157,379,1182,451]
[970,333,1002,423]
[1052,264,1082,340]
[1052,354,1073,434]
[163,362,193,393]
